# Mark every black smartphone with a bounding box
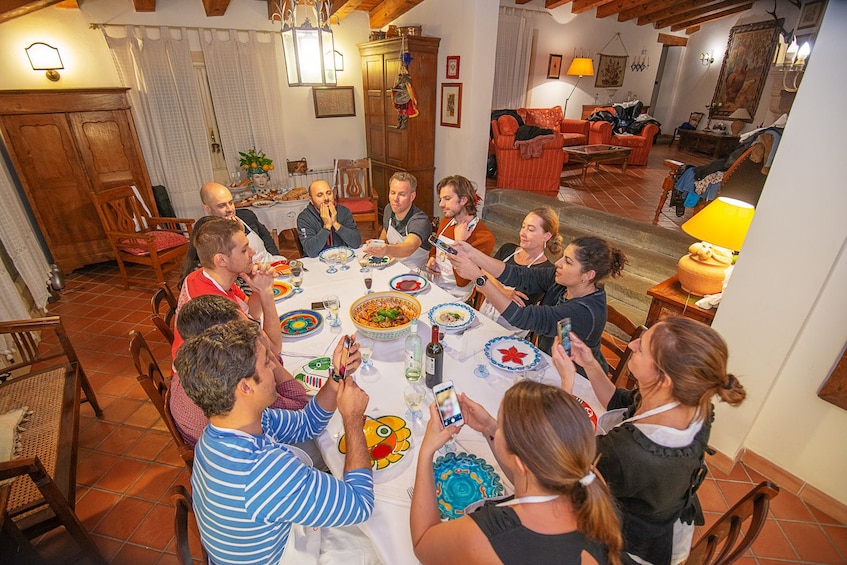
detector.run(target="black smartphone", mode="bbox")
[333,336,352,382]
[311,301,326,310]
[433,380,464,428]
[428,234,457,255]
[557,317,572,355]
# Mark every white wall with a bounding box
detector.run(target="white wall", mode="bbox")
[709,0,847,503]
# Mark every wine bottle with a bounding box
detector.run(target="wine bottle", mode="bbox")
[404,318,422,382]
[425,324,443,388]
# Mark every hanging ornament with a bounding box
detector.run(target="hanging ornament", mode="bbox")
[392,37,419,129]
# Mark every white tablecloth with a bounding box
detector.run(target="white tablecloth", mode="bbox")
[243,199,309,231]
[276,252,604,565]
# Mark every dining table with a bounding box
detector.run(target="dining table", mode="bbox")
[275,248,605,565]
[236,198,310,231]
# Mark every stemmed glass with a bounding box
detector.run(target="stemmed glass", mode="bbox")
[404,383,425,421]
[473,349,490,379]
[290,261,303,294]
[357,336,379,382]
[339,248,351,271]
[364,276,373,294]
[323,294,341,327]
[325,253,339,274]
[358,252,371,273]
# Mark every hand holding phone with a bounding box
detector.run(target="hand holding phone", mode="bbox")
[433,380,464,428]
[557,317,572,356]
[428,234,458,256]
[333,336,352,382]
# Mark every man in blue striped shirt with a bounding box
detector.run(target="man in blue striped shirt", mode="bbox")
[176,320,374,565]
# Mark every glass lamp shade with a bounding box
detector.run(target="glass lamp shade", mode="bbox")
[566,57,594,77]
[281,20,337,86]
[25,42,63,71]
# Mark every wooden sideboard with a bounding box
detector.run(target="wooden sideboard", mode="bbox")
[0,89,154,273]
[677,129,739,158]
[646,275,716,327]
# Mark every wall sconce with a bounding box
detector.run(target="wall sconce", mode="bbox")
[777,38,812,93]
[699,51,714,67]
[25,42,64,82]
[630,49,649,72]
[273,0,336,87]
[333,49,344,72]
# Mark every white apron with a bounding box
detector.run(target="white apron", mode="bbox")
[387,220,429,272]
[241,217,285,264]
[434,219,477,302]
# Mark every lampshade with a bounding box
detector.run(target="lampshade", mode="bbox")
[25,42,63,81]
[728,108,752,121]
[681,197,755,251]
[566,57,594,77]
[278,0,337,87]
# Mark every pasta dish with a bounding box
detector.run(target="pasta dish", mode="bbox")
[353,298,417,329]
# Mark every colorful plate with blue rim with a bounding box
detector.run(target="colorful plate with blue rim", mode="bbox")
[574,396,598,431]
[427,302,475,332]
[389,273,429,295]
[272,281,292,301]
[483,336,541,372]
[433,452,504,520]
[319,246,355,264]
[272,260,291,277]
[294,357,330,395]
[279,309,323,337]
[337,414,412,471]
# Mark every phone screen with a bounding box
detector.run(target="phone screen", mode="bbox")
[428,234,457,255]
[434,381,464,428]
[558,317,572,355]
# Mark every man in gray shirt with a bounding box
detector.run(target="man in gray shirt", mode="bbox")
[296,180,362,257]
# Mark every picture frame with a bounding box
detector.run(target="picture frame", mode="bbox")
[594,54,628,88]
[797,0,825,30]
[547,54,562,80]
[446,56,460,79]
[709,20,782,120]
[440,83,462,128]
[312,86,356,118]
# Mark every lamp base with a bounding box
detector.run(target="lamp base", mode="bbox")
[677,255,729,296]
[730,119,744,136]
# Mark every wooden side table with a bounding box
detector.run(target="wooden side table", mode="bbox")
[677,129,739,158]
[646,275,716,327]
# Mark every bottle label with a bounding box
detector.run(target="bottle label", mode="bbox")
[426,356,435,374]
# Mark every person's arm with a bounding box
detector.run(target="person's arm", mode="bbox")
[336,377,372,474]
[238,209,280,255]
[452,225,496,288]
[383,233,422,259]
[561,332,615,406]
[331,205,362,248]
[297,209,330,258]
[450,240,507,278]
[241,263,280,351]
[382,210,431,259]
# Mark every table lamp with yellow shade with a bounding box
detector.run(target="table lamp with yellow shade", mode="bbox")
[677,197,755,296]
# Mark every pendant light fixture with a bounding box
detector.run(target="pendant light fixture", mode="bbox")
[275,0,337,87]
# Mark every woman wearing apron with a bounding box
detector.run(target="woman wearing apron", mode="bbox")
[551,317,746,565]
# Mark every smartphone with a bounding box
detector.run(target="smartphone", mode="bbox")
[557,317,572,355]
[428,234,458,255]
[433,380,464,428]
[333,336,352,382]
[311,301,326,310]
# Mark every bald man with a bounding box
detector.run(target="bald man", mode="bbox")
[296,180,361,257]
[200,182,284,264]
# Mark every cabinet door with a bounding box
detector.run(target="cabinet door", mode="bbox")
[0,113,112,271]
[363,54,387,162]
[383,55,407,168]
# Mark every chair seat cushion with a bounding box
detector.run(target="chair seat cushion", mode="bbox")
[121,231,188,256]
[338,198,376,214]
[560,133,588,146]
[611,134,648,148]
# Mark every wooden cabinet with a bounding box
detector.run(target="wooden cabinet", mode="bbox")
[677,129,739,158]
[646,275,716,327]
[0,89,154,272]
[359,36,440,216]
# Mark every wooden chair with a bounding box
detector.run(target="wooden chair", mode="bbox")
[272,227,305,259]
[601,304,646,389]
[687,481,780,565]
[334,158,379,230]
[91,185,195,288]
[168,484,207,565]
[129,330,194,470]
[150,281,178,344]
[0,317,102,418]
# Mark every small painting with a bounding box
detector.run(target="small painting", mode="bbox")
[312,86,356,118]
[440,83,462,128]
[797,0,825,30]
[547,54,562,79]
[594,54,627,88]
[446,56,460,79]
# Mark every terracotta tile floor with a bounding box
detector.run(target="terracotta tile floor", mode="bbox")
[29,147,846,563]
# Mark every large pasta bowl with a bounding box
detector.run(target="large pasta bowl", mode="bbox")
[350,291,422,341]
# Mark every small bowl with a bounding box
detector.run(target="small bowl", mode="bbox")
[350,291,422,341]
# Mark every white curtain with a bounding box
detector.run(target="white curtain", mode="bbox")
[200,30,289,189]
[0,155,50,321]
[104,26,213,219]
[492,8,535,109]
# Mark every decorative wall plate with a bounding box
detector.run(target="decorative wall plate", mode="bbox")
[272,281,292,301]
[484,336,541,372]
[427,302,474,332]
[293,357,330,395]
[337,414,411,471]
[389,273,429,295]
[279,309,323,337]
[433,452,504,520]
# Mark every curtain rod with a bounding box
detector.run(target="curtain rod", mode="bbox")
[90,23,279,35]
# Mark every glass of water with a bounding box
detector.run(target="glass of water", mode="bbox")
[473,349,490,379]
[323,294,341,327]
[290,262,303,294]
[404,383,425,421]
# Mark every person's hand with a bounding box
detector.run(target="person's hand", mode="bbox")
[241,262,274,291]
[420,402,461,456]
[320,203,333,230]
[453,221,472,242]
[331,334,361,376]
[448,254,482,281]
[569,332,597,368]
[336,377,369,422]
[365,240,387,257]
[426,256,441,274]
[328,202,338,226]
[450,240,476,258]
[457,393,496,435]
[509,289,528,307]
[551,337,576,394]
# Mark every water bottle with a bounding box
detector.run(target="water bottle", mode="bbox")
[404,318,422,382]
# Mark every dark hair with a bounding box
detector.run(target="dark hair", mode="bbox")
[571,236,627,284]
[175,320,260,418]
[176,294,241,339]
[648,317,746,418]
[389,171,417,192]
[527,207,563,256]
[437,175,478,216]
[501,382,622,565]
[193,217,242,268]
[179,215,219,288]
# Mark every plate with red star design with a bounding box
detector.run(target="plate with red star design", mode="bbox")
[483,336,541,372]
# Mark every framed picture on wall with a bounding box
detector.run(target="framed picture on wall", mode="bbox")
[440,83,462,128]
[312,86,356,118]
[797,0,825,30]
[446,56,460,79]
[594,54,627,88]
[547,54,562,79]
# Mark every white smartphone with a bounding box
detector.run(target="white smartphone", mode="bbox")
[433,380,464,428]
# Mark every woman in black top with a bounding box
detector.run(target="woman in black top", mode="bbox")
[410,381,622,565]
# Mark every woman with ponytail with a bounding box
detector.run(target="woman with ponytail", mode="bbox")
[410,381,622,565]
[552,317,746,565]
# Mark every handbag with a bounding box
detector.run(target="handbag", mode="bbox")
[287,158,308,174]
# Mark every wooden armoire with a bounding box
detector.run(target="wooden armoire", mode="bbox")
[359,36,440,217]
[0,88,154,273]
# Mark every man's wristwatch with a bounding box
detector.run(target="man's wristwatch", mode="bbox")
[475,274,488,288]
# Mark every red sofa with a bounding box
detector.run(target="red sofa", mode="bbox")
[492,114,566,192]
[586,106,659,166]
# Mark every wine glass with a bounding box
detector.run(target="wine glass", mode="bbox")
[290,262,303,294]
[359,336,375,371]
[325,252,339,274]
[358,252,371,273]
[473,349,490,379]
[339,248,351,271]
[404,383,425,421]
[364,277,373,294]
[323,294,341,327]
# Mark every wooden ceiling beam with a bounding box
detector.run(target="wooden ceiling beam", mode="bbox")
[669,3,752,32]
[657,32,688,47]
[595,0,651,19]
[515,0,535,5]
[654,0,745,29]
[642,0,748,26]
[369,0,421,29]
[332,0,368,21]
[545,0,574,10]
[202,0,230,17]
[131,0,155,11]
[571,0,612,14]
[686,25,701,34]
[618,0,684,20]
[0,0,62,23]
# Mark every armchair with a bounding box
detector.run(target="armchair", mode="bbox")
[491,115,566,193]
[585,106,659,166]
[517,105,589,147]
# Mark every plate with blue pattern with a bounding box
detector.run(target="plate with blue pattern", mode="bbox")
[484,336,541,372]
[433,452,504,520]
[319,246,355,264]
[427,302,474,332]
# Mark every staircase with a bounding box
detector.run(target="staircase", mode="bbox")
[481,189,694,325]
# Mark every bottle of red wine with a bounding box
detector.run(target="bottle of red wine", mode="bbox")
[425,324,443,388]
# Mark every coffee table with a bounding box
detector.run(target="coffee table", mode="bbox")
[563,144,632,183]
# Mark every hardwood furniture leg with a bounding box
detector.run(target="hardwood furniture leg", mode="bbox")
[653,159,684,225]
[581,163,589,183]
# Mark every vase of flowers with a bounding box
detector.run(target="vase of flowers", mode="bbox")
[239,149,274,192]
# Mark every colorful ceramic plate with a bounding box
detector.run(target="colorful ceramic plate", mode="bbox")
[337,414,411,471]
[433,452,504,520]
[389,273,429,295]
[367,255,394,268]
[272,260,291,277]
[272,281,292,301]
[484,336,541,372]
[279,309,323,337]
[574,396,598,431]
[293,357,330,395]
[319,246,355,264]
[252,200,276,208]
[428,302,475,332]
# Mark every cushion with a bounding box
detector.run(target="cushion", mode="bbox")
[497,115,519,136]
[121,230,189,256]
[519,107,562,133]
[338,198,376,214]
[0,407,30,485]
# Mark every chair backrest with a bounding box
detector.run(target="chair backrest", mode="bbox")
[150,282,178,344]
[274,227,305,259]
[687,481,780,565]
[129,330,194,469]
[601,304,646,389]
[334,158,375,201]
[91,185,152,235]
[168,484,207,565]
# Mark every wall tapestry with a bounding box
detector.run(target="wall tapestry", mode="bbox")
[594,54,627,88]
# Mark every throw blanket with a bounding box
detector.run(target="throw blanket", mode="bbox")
[513,125,555,159]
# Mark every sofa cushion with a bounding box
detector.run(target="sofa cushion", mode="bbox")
[611,134,649,148]
[517,106,563,133]
[497,115,519,136]
[561,133,588,147]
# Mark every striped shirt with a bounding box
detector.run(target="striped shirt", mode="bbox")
[191,399,374,565]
